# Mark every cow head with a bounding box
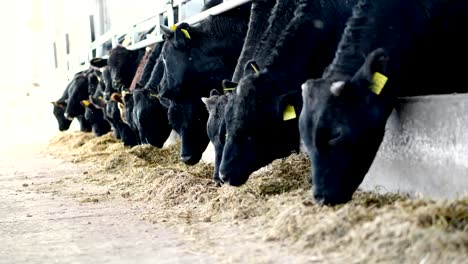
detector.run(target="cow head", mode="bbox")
[158,23,228,100]
[219,62,302,186]
[83,101,110,137]
[299,48,391,205]
[100,68,117,102]
[91,46,143,91]
[83,100,95,124]
[64,75,88,120]
[87,70,106,109]
[167,98,210,165]
[158,23,196,99]
[51,100,72,131]
[132,90,172,148]
[108,46,144,89]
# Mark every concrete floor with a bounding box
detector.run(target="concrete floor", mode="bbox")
[0,145,214,264]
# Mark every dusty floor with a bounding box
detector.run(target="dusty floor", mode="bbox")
[1,143,315,263]
[0,145,208,263]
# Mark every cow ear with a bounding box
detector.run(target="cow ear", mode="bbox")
[352,48,389,95]
[173,23,191,47]
[201,97,210,107]
[90,57,108,68]
[52,101,66,108]
[352,48,389,82]
[222,79,238,93]
[244,60,260,76]
[210,89,221,97]
[201,96,218,110]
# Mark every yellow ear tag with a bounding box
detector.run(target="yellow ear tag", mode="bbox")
[96,76,101,82]
[283,105,296,121]
[170,24,177,31]
[223,87,236,93]
[81,100,91,107]
[250,63,259,73]
[149,93,160,99]
[180,29,191,39]
[98,96,103,101]
[370,72,388,95]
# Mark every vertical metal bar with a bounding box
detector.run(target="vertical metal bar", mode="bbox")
[53,42,58,69]
[65,33,70,54]
[89,15,96,42]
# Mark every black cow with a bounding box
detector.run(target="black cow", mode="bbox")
[219,0,358,186]
[124,42,172,148]
[89,48,142,146]
[83,72,112,137]
[52,81,74,131]
[158,1,251,164]
[130,90,172,147]
[106,96,139,146]
[254,0,299,68]
[83,102,111,136]
[106,45,146,89]
[299,0,468,205]
[204,0,298,185]
[88,68,122,139]
[52,70,93,132]
[202,88,231,185]
[136,42,164,89]
[230,0,276,82]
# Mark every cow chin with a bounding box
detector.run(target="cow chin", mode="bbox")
[311,149,376,206]
[58,123,71,131]
[179,136,207,165]
[311,167,360,206]
[180,154,201,165]
[219,158,256,187]
[219,166,251,187]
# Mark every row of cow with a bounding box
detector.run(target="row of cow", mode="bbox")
[52,0,468,205]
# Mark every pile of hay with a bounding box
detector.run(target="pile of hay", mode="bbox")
[46,131,468,263]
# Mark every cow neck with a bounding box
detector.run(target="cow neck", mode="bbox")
[129,48,152,91]
[253,0,298,66]
[261,0,328,89]
[323,1,377,81]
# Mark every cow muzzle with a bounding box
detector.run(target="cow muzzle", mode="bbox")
[180,155,199,165]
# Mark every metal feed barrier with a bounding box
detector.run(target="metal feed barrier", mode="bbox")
[65,0,252,79]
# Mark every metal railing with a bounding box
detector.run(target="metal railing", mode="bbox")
[65,0,252,78]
